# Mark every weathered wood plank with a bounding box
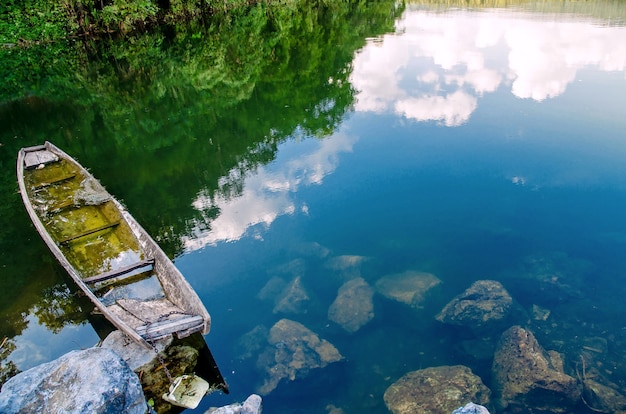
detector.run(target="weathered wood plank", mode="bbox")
[24,150,59,169]
[48,198,76,212]
[22,144,47,153]
[136,315,204,340]
[32,173,77,190]
[83,258,155,284]
[59,220,120,244]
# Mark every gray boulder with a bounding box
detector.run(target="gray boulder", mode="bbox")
[452,402,491,414]
[491,326,581,413]
[0,347,147,414]
[206,394,262,414]
[100,330,172,371]
[328,277,374,333]
[383,365,491,414]
[436,280,523,332]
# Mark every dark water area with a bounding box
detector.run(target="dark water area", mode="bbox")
[2,1,626,413]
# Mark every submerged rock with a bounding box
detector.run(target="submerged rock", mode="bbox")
[325,255,368,280]
[256,319,343,394]
[273,276,310,314]
[325,404,346,414]
[581,377,626,413]
[383,365,491,414]
[491,326,581,413]
[503,252,589,304]
[235,325,270,361]
[0,348,147,414]
[375,271,441,308]
[258,275,311,315]
[531,304,551,321]
[138,344,200,414]
[436,280,522,332]
[328,277,375,333]
[205,394,262,414]
[101,330,172,371]
[576,338,626,414]
[101,330,202,414]
[257,276,287,302]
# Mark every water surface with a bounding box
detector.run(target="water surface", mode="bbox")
[2,2,626,413]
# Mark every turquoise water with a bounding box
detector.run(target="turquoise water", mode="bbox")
[2,3,626,413]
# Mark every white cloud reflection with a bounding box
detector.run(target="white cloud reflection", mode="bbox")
[351,7,626,124]
[185,133,356,250]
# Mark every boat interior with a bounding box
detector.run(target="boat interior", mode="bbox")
[22,146,205,342]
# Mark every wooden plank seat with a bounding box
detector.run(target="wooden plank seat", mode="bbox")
[59,220,120,244]
[32,173,77,190]
[108,298,205,341]
[136,315,204,341]
[83,258,155,284]
[47,198,77,212]
[23,148,59,169]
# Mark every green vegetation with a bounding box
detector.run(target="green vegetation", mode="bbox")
[0,0,402,384]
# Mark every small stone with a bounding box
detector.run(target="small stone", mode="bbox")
[532,304,550,321]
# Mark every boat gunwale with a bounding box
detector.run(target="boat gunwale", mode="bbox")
[17,141,210,349]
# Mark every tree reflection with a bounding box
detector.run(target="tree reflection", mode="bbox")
[0,0,402,380]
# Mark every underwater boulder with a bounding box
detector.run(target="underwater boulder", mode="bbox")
[235,325,270,361]
[273,276,310,314]
[325,255,368,280]
[383,365,491,414]
[491,326,581,413]
[436,280,524,333]
[581,377,626,413]
[328,277,375,333]
[256,319,343,394]
[375,270,441,308]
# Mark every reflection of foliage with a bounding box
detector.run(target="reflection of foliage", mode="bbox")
[0,337,20,387]
[0,0,401,367]
[2,0,403,255]
[406,0,626,23]
[33,285,91,334]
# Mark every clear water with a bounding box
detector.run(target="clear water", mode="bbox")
[2,2,626,413]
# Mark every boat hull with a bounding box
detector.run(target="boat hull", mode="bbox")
[17,142,210,349]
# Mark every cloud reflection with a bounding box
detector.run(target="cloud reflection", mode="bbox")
[185,133,356,250]
[351,7,626,124]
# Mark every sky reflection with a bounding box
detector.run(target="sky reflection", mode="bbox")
[186,7,626,249]
[351,7,626,124]
[185,133,357,249]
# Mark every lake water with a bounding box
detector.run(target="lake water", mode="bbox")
[2,1,626,413]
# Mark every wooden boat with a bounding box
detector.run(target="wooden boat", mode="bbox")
[17,142,211,350]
